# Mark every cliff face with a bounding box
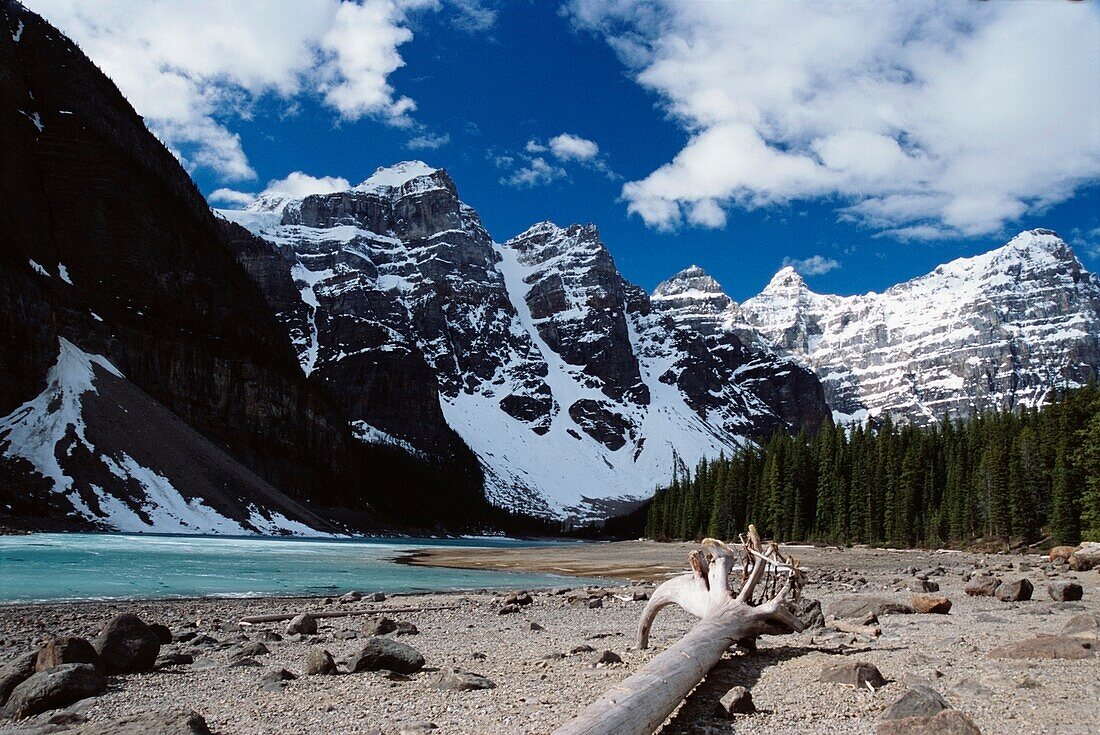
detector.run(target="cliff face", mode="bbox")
[0,2,491,533]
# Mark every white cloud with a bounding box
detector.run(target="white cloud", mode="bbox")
[548,133,599,162]
[406,132,451,150]
[568,1,1100,238]
[781,255,840,276]
[26,0,447,181]
[207,188,256,207]
[259,172,353,199]
[525,140,548,153]
[501,157,567,188]
[449,0,497,32]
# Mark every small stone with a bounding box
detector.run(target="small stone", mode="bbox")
[397,722,437,735]
[964,577,1001,597]
[66,708,212,734]
[368,592,387,602]
[819,660,887,689]
[828,596,913,619]
[995,579,1033,602]
[227,657,260,668]
[589,650,622,666]
[498,604,521,616]
[505,592,533,606]
[528,622,545,632]
[305,648,337,675]
[362,617,397,636]
[227,642,269,661]
[394,621,419,636]
[714,685,755,716]
[570,644,596,655]
[427,667,496,691]
[879,686,951,721]
[909,580,940,593]
[1047,581,1083,602]
[340,591,363,603]
[876,709,981,735]
[587,598,604,609]
[631,591,649,602]
[910,595,952,614]
[35,637,98,671]
[2,664,106,719]
[285,614,318,636]
[258,668,297,692]
[154,652,194,668]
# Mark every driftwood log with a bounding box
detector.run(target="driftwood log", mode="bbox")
[553,526,805,735]
[238,605,455,626]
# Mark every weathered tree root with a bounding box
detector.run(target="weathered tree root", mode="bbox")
[553,526,805,735]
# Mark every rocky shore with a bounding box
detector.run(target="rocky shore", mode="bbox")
[0,543,1098,734]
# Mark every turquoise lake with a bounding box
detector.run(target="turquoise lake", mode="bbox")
[0,533,600,603]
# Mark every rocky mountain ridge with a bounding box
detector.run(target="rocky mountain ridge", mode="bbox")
[220,164,829,520]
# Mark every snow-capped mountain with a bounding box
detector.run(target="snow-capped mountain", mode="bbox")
[735,230,1100,424]
[220,164,828,519]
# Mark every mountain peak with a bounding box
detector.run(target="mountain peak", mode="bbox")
[763,265,808,292]
[353,161,441,192]
[653,265,726,300]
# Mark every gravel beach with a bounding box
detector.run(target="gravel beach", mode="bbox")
[1,542,1098,734]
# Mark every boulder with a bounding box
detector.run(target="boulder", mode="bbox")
[789,597,826,629]
[715,686,755,716]
[879,686,950,721]
[505,592,533,606]
[988,635,1094,660]
[0,652,38,706]
[827,596,914,620]
[1062,612,1100,639]
[36,637,99,671]
[1047,581,1083,602]
[819,660,888,689]
[497,604,520,616]
[909,580,940,594]
[394,622,419,636]
[2,664,106,719]
[1070,542,1100,571]
[93,614,160,674]
[994,579,1033,602]
[426,667,496,691]
[304,648,337,676]
[362,617,397,636]
[285,613,317,635]
[349,638,425,674]
[69,710,212,735]
[1048,546,1079,563]
[227,642,269,661]
[911,595,952,614]
[587,598,604,609]
[876,710,981,735]
[963,577,1000,597]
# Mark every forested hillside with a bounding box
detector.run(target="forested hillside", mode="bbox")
[645,385,1100,547]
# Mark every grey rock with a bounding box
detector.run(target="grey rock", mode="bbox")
[285,613,317,635]
[528,622,545,632]
[227,642,269,661]
[876,710,982,735]
[789,597,826,629]
[35,638,98,672]
[396,722,437,735]
[304,648,337,676]
[68,709,211,735]
[988,635,1094,660]
[589,650,622,666]
[570,644,596,655]
[368,592,387,602]
[426,667,496,691]
[362,617,397,636]
[994,579,1033,602]
[0,652,39,706]
[715,686,755,716]
[964,577,1001,597]
[147,624,173,645]
[258,668,297,692]
[828,596,914,619]
[339,591,362,602]
[93,614,160,674]
[1062,612,1100,638]
[497,604,520,616]
[254,630,282,642]
[587,598,604,609]
[154,652,194,668]
[1046,581,1083,601]
[819,660,888,689]
[3,664,106,719]
[394,621,419,636]
[349,637,425,675]
[879,686,950,721]
[227,657,260,668]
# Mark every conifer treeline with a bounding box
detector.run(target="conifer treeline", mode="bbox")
[645,386,1100,547]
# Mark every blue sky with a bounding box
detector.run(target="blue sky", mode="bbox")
[29,1,1100,301]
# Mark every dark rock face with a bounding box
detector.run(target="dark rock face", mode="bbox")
[93,614,160,674]
[819,660,887,688]
[0,2,353,530]
[35,638,98,671]
[0,651,38,706]
[69,709,213,735]
[2,663,106,719]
